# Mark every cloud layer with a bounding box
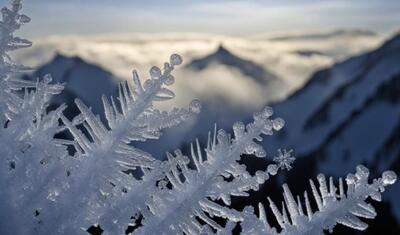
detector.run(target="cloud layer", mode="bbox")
[12,30,383,110]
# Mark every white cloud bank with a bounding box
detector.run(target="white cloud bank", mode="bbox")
[11,30,383,111]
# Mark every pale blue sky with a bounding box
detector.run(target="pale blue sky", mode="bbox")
[3,0,400,38]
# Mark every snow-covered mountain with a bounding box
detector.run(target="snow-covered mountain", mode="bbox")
[186,45,278,85]
[264,32,400,229]
[269,33,400,153]
[27,54,119,118]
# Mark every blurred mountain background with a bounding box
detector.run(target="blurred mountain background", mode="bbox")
[8,0,400,233]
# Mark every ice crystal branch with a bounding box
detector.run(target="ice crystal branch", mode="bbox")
[0,0,31,74]
[0,0,33,123]
[240,165,397,235]
[133,109,292,235]
[0,2,69,234]
[54,54,201,234]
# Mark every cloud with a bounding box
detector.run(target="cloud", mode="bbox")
[11,31,382,111]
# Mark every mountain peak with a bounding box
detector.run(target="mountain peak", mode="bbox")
[215,44,231,56]
[186,45,277,85]
[52,53,89,67]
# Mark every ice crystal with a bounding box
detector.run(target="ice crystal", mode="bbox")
[0,1,397,235]
[273,149,295,171]
[240,165,397,234]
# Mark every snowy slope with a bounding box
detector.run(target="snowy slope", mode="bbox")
[269,33,400,154]
[317,73,400,221]
[266,33,400,223]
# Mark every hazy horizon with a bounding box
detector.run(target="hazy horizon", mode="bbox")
[8,0,400,39]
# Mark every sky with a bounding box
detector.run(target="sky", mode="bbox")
[4,0,399,38]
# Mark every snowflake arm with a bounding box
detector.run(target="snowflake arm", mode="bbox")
[133,107,289,235]
[240,165,397,235]
[55,55,200,234]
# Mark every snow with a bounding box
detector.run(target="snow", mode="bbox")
[268,33,400,155]
[319,102,400,175]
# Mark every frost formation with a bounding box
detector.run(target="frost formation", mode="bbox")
[0,1,397,235]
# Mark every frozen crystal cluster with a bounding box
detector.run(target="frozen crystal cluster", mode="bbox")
[0,1,397,235]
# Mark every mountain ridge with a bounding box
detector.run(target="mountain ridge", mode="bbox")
[186,45,278,85]
[263,32,400,230]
